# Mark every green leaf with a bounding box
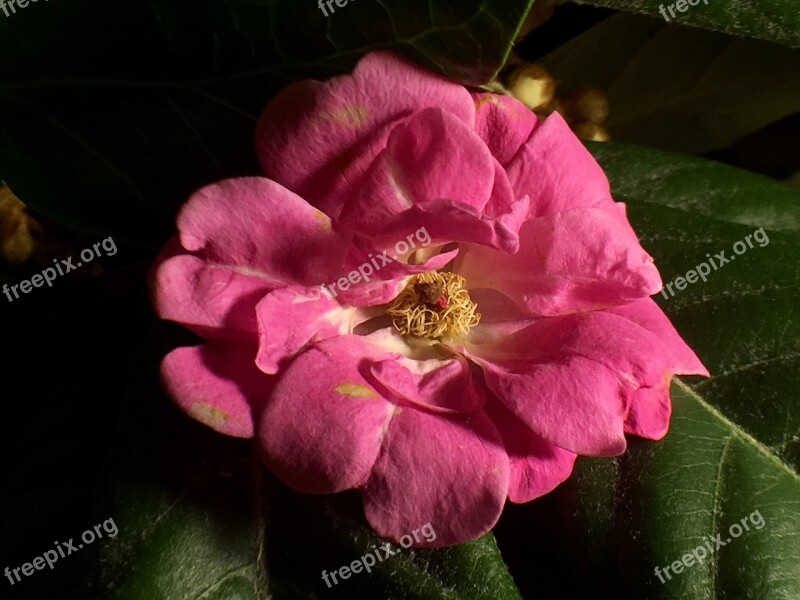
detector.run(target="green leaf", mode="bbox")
[540,13,800,154]
[97,396,523,599]
[497,143,800,599]
[588,140,800,232]
[569,0,800,48]
[263,479,523,599]
[514,381,800,599]
[0,0,533,246]
[95,433,265,599]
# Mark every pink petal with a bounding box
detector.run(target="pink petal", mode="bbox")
[468,306,706,454]
[329,278,409,309]
[478,353,629,456]
[332,246,459,307]
[624,381,672,440]
[472,92,540,167]
[456,203,662,316]
[258,336,397,494]
[370,354,485,414]
[162,343,271,438]
[606,298,709,377]
[484,397,576,503]
[257,52,475,220]
[362,407,509,547]
[483,160,530,240]
[461,288,537,345]
[350,199,525,255]
[330,107,526,252]
[606,298,708,438]
[152,240,271,341]
[255,286,355,374]
[177,177,349,287]
[338,108,499,229]
[491,109,614,218]
[472,96,612,218]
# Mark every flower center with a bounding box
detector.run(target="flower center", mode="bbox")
[387,271,480,340]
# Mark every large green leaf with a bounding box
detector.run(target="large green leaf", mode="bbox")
[263,479,522,600]
[97,397,523,599]
[540,13,800,154]
[0,0,532,246]
[496,143,800,599]
[97,386,524,600]
[590,141,800,232]
[595,140,800,474]
[570,0,800,48]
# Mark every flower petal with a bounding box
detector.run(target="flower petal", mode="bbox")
[330,107,524,252]
[484,397,576,503]
[258,336,396,494]
[472,92,540,165]
[606,298,709,438]
[162,343,271,438]
[338,108,498,227]
[461,288,537,345]
[624,381,672,440]
[456,203,662,316]
[512,112,614,218]
[477,353,629,456]
[605,298,709,377]
[177,177,349,287]
[353,198,526,255]
[257,52,475,219]
[370,353,485,414]
[255,286,355,374]
[468,306,706,454]
[152,238,271,341]
[362,408,509,547]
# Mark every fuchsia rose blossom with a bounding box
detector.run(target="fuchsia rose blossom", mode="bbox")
[152,51,708,547]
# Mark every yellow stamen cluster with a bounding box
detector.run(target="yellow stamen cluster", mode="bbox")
[387,271,480,340]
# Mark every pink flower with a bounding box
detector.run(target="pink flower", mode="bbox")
[152,52,708,547]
